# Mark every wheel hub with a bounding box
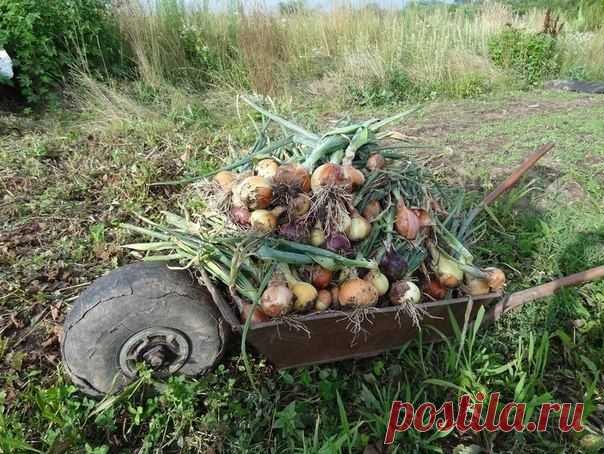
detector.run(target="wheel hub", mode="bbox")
[119,327,190,378]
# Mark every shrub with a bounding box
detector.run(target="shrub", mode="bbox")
[0,0,125,103]
[488,27,561,86]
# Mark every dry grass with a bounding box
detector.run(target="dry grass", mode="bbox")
[112,1,601,99]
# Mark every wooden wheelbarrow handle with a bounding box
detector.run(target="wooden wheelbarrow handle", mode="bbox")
[486,265,604,322]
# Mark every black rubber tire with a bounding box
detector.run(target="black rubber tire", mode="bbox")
[61,262,229,396]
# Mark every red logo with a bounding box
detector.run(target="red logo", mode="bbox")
[384,392,584,444]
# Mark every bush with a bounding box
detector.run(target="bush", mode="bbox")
[488,27,561,86]
[0,0,125,103]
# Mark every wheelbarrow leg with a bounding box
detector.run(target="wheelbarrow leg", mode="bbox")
[486,265,604,322]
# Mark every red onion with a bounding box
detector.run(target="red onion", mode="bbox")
[326,233,352,256]
[380,249,408,281]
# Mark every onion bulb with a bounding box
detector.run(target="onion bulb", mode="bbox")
[342,165,365,188]
[213,171,237,192]
[362,200,381,222]
[250,209,277,233]
[380,249,408,282]
[338,278,379,308]
[310,224,326,246]
[255,159,278,181]
[315,290,332,311]
[364,270,390,296]
[389,281,422,306]
[435,255,463,288]
[484,267,506,290]
[291,281,318,312]
[366,154,385,171]
[311,266,333,289]
[236,176,273,210]
[230,207,251,226]
[346,214,371,241]
[292,193,311,217]
[239,302,270,324]
[413,208,432,227]
[326,233,352,256]
[310,163,351,192]
[422,278,447,300]
[273,164,311,192]
[465,275,490,296]
[260,284,293,317]
[278,222,308,242]
[395,199,420,240]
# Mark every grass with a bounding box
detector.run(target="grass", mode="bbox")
[109,1,604,102]
[1,76,603,452]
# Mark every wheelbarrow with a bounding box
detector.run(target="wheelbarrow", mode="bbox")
[60,145,604,396]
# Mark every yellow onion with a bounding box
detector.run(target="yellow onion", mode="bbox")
[395,199,420,240]
[342,165,365,189]
[435,255,463,288]
[310,163,351,192]
[422,278,447,300]
[255,159,278,181]
[362,200,381,222]
[465,275,491,296]
[236,176,273,210]
[291,282,318,312]
[315,290,332,311]
[364,270,389,296]
[260,284,293,317]
[484,267,506,290]
[366,154,385,171]
[413,208,432,228]
[311,266,333,290]
[213,171,237,192]
[250,209,277,233]
[239,302,270,324]
[346,214,371,241]
[292,193,311,217]
[273,164,311,192]
[310,223,326,246]
[389,281,422,306]
[338,278,379,308]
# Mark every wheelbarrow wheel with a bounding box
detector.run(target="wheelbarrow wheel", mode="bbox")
[61,262,229,396]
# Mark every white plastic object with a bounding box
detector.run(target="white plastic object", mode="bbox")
[0,49,14,79]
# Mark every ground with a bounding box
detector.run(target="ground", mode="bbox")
[1,88,603,453]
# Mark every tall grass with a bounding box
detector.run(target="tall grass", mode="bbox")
[112,1,604,99]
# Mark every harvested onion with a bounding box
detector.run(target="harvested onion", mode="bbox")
[213,171,237,192]
[364,270,389,296]
[390,281,421,306]
[435,255,463,288]
[362,200,381,222]
[315,290,332,311]
[346,214,371,241]
[465,275,490,296]
[236,176,272,210]
[395,199,420,240]
[292,193,311,217]
[250,210,277,233]
[422,278,447,300]
[310,163,351,192]
[255,159,278,181]
[366,154,385,171]
[342,165,365,188]
[311,266,333,289]
[484,267,506,290]
[260,284,293,317]
[239,302,270,324]
[338,278,379,308]
[310,224,326,246]
[380,249,408,282]
[273,164,311,192]
[230,207,251,226]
